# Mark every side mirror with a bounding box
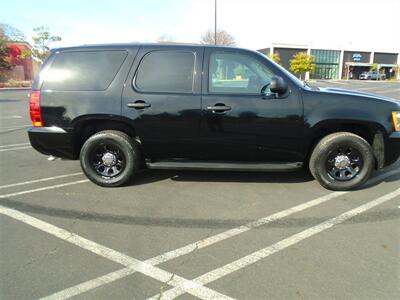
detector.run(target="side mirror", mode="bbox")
[269,75,288,95]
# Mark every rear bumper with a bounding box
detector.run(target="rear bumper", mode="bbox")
[28,126,77,159]
[385,131,400,167]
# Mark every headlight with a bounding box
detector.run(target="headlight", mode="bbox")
[392,111,400,131]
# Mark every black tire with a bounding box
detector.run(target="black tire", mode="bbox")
[80,130,140,187]
[309,132,374,191]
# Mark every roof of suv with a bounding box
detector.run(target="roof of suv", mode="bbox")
[52,43,252,53]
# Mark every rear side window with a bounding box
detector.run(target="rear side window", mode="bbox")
[42,50,127,91]
[135,51,195,93]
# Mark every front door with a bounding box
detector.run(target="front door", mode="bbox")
[122,46,204,160]
[199,48,304,162]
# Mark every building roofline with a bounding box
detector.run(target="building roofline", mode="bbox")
[271,43,308,49]
[265,42,399,55]
[6,41,33,49]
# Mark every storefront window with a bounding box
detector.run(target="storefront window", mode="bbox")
[311,50,340,79]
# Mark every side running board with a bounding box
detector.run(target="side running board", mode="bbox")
[145,160,303,172]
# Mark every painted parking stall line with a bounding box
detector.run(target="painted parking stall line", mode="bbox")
[0,115,23,120]
[0,205,234,300]
[39,268,138,300]
[0,180,89,199]
[0,173,83,190]
[0,125,31,130]
[356,87,381,91]
[40,168,400,300]
[0,146,32,152]
[377,88,400,94]
[149,188,400,300]
[39,192,348,300]
[0,142,30,148]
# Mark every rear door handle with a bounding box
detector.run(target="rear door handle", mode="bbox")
[127,101,151,109]
[206,105,231,112]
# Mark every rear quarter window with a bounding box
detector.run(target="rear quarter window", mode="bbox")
[42,50,127,91]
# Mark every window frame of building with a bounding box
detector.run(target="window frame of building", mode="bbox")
[311,49,341,80]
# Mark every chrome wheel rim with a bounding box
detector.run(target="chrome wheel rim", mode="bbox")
[326,145,363,181]
[91,143,125,178]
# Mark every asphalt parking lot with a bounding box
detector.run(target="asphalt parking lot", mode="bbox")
[0,80,399,300]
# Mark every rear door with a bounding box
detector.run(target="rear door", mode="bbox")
[122,46,204,160]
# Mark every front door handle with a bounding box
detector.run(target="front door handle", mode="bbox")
[206,105,231,112]
[127,101,151,109]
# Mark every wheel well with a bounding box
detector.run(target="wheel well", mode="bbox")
[306,123,382,168]
[74,119,137,156]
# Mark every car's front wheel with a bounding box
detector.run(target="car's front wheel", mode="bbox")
[80,130,140,187]
[309,132,374,191]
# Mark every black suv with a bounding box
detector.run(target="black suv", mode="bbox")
[28,44,400,190]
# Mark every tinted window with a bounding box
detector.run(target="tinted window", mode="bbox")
[135,51,195,93]
[209,52,274,94]
[42,50,127,91]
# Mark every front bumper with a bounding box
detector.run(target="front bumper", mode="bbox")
[385,131,400,167]
[28,126,77,159]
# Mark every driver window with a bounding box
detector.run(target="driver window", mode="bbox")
[209,52,274,94]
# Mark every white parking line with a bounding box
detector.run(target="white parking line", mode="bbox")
[0,172,83,190]
[0,125,31,130]
[0,180,89,199]
[0,115,23,120]
[0,146,32,152]
[40,268,138,300]
[326,81,349,85]
[40,168,400,300]
[0,142,30,148]
[150,187,400,300]
[0,206,234,300]
[376,88,400,94]
[356,87,380,91]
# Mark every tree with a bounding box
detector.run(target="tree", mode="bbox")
[370,63,378,72]
[31,26,61,62]
[156,34,175,44]
[289,52,316,80]
[200,29,236,46]
[0,23,26,42]
[268,51,281,64]
[0,25,14,82]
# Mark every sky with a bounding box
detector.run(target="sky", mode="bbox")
[2,0,400,52]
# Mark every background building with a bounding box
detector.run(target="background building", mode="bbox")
[4,42,40,82]
[258,43,400,80]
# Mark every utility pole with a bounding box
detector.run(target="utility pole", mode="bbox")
[214,0,217,45]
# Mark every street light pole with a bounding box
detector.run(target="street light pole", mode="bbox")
[214,0,217,45]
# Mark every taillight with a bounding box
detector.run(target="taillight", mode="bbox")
[29,90,43,127]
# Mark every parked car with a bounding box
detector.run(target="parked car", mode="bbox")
[359,71,386,80]
[28,44,400,191]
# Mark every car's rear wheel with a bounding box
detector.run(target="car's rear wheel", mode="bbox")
[309,132,374,191]
[80,130,140,187]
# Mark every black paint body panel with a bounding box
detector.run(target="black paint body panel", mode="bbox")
[28,43,400,169]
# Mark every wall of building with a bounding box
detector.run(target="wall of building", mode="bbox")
[258,48,270,56]
[4,42,39,82]
[273,47,307,71]
[259,45,399,80]
[373,52,398,64]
